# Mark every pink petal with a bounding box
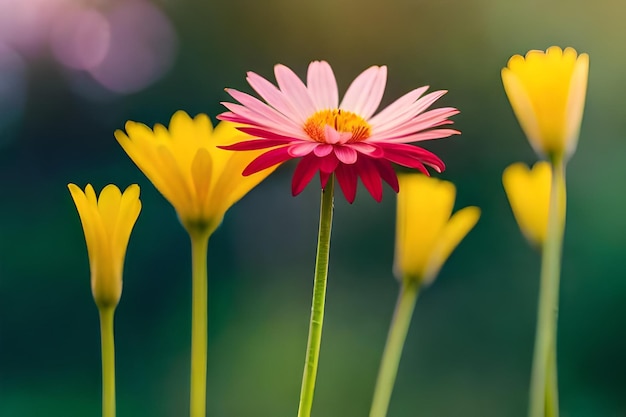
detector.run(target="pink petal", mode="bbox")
[324,125,352,145]
[219,139,292,151]
[223,89,303,135]
[313,144,333,157]
[319,153,339,173]
[242,146,293,176]
[219,102,302,138]
[307,61,339,110]
[367,86,428,125]
[246,71,304,123]
[373,107,459,141]
[372,90,448,134]
[319,170,331,188]
[380,128,460,144]
[288,142,319,157]
[340,66,387,119]
[334,146,358,164]
[350,142,385,158]
[335,162,358,203]
[355,157,383,202]
[275,64,317,120]
[292,154,322,195]
[371,158,399,192]
[236,127,300,142]
[382,143,445,174]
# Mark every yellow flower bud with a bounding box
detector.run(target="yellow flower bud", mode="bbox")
[502,161,566,248]
[68,184,141,309]
[501,46,589,161]
[394,174,480,285]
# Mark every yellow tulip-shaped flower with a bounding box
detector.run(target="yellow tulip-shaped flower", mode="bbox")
[502,161,566,248]
[68,183,141,417]
[115,110,278,417]
[114,110,277,234]
[394,174,480,285]
[370,174,479,417]
[68,183,141,309]
[501,46,589,162]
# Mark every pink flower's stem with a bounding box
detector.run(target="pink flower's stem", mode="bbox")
[297,175,335,417]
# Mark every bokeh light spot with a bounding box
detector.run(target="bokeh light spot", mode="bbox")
[88,0,178,94]
[51,7,110,71]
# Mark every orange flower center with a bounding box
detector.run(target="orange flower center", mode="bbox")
[303,109,371,143]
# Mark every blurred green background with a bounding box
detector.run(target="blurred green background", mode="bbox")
[1,0,625,416]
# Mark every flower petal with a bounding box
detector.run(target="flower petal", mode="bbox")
[355,157,383,202]
[292,154,322,195]
[382,143,445,173]
[340,65,387,119]
[242,146,293,176]
[289,142,319,157]
[371,158,399,192]
[334,146,358,164]
[246,70,304,123]
[373,90,449,134]
[274,64,317,120]
[335,162,358,203]
[307,61,339,110]
[219,138,292,151]
[368,86,429,126]
[223,88,303,134]
[423,206,480,284]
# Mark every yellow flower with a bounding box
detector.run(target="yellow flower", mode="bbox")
[114,110,277,234]
[68,184,141,309]
[501,46,589,161]
[502,161,566,248]
[393,174,480,285]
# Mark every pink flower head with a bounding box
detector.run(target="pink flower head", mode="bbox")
[218,61,459,203]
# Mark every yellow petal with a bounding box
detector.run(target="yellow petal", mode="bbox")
[564,52,589,156]
[191,148,213,217]
[116,112,277,234]
[68,183,141,310]
[502,161,565,247]
[97,184,123,233]
[423,206,480,285]
[501,46,588,160]
[394,174,456,282]
[68,183,100,266]
[111,184,142,271]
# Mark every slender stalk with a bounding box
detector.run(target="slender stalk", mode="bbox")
[297,175,335,417]
[99,306,116,417]
[528,158,566,417]
[545,339,559,417]
[189,229,211,417]
[369,279,420,417]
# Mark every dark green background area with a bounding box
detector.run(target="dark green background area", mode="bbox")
[2,0,626,416]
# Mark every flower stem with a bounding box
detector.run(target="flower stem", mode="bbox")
[297,175,335,417]
[99,306,116,417]
[545,339,559,417]
[189,229,211,417]
[369,279,420,417]
[528,158,566,417]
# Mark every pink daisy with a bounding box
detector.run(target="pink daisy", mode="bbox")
[217,61,459,203]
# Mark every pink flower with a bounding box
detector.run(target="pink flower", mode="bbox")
[218,61,459,203]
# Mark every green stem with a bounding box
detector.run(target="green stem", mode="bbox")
[369,279,420,417]
[297,175,335,417]
[545,339,559,417]
[99,307,116,417]
[528,158,566,417]
[189,229,211,417]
